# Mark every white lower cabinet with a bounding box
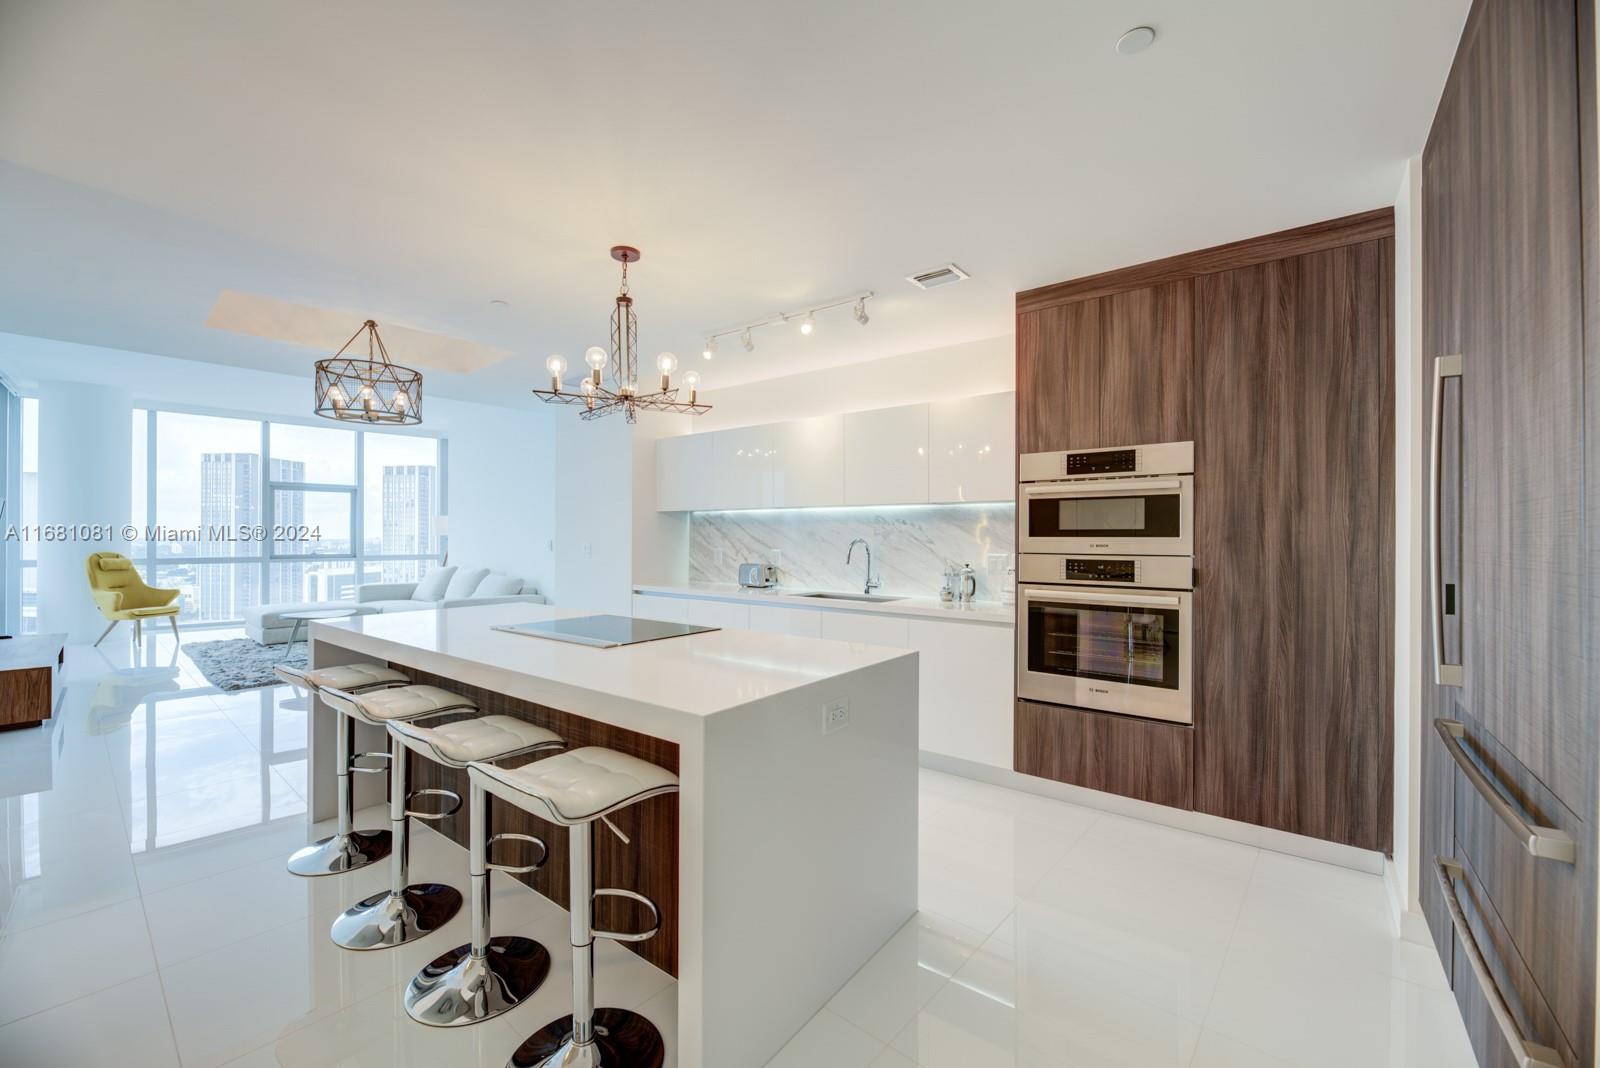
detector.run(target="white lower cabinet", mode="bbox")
[687,599,750,630]
[748,604,823,637]
[907,619,1014,770]
[633,594,693,624]
[819,611,910,648]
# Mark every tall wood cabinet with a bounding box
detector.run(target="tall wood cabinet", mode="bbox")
[1420,0,1598,1064]
[1014,210,1396,851]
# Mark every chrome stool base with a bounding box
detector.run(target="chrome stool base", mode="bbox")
[508,1009,666,1068]
[404,936,552,1028]
[286,829,391,877]
[330,882,463,950]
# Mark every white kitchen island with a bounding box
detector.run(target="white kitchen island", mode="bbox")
[305,601,919,1068]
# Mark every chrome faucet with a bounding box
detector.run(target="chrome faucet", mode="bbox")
[846,538,881,595]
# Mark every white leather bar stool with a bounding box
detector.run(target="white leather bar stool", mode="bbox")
[400,717,568,1027]
[275,662,410,876]
[332,694,565,951]
[475,747,680,1068]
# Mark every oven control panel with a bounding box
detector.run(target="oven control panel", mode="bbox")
[1065,449,1137,476]
[1018,553,1193,590]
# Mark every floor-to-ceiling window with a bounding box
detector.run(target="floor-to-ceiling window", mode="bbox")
[18,397,38,634]
[135,409,445,626]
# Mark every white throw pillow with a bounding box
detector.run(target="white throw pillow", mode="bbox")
[443,567,490,600]
[475,573,523,597]
[413,566,457,601]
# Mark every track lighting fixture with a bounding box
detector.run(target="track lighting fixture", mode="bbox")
[703,290,873,358]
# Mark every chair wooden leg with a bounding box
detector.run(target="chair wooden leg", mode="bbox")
[167,616,180,644]
[93,620,119,647]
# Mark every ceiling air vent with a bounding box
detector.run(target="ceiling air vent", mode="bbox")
[906,263,970,290]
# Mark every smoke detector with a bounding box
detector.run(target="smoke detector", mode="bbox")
[906,263,970,290]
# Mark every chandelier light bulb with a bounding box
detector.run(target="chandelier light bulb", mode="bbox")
[799,311,815,335]
[546,354,566,376]
[394,389,410,411]
[683,369,701,402]
[740,328,754,352]
[854,298,870,326]
[656,352,677,374]
[585,346,607,370]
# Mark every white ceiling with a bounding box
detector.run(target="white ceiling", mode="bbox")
[0,0,1468,406]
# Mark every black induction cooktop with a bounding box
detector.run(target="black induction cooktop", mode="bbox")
[491,614,717,649]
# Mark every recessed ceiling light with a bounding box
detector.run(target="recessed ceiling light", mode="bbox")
[1116,26,1156,55]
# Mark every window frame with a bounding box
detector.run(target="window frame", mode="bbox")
[136,404,447,628]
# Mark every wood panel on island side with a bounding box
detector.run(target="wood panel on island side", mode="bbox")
[1013,209,1396,854]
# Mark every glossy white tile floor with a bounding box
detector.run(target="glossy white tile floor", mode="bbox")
[0,630,1476,1067]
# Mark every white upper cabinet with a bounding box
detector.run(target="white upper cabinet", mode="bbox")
[844,403,930,506]
[772,415,844,508]
[713,424,775,510]
[656,432,715,512]
[929,393,1015,503]
[655,393,1013,511]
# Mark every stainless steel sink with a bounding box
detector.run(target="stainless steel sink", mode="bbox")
[795,591,905,603]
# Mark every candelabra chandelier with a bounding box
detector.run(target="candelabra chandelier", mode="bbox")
[531,245,711,423]
[313,319,423,425]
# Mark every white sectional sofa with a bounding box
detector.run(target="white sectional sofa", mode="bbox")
[245,565,547,645]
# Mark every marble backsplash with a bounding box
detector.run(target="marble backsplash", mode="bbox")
[688,504,1016,600]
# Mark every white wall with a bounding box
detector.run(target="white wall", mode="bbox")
[1391,156,1427,941]
[551,414,635,613]
[0,332,559,615]
[694,335,1012,430]
[36,381,132,642]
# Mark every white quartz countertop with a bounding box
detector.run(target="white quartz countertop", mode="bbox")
[633,582,1015,626]
[313,602,915,731]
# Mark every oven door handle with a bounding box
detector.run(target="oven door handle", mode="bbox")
[1023,589,1183,608]
[1023,478,1183,497]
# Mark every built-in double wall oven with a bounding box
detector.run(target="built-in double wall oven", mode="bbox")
[1017,442,1195,724]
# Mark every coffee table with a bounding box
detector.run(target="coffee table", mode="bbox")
[281,608,359,659]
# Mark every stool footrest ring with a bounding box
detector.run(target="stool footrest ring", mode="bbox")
[349,751,392,775]
[404,788,463,822]
[485,832,548,874]
[591,888,660,943]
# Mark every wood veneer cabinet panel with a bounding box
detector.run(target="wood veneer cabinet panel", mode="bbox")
[1016,298,1100,453]
[1014,699,1191,809]
[1450,0,1592,819]
[1099,282,1194,446]
[1191,238,1394,852]
[1451,710,1594,1055]
[1017,209,1393,313]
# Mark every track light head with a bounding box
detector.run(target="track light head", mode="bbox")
[799,311,815,336]
[702,337,716,360]
[740,328,754,352]
[853,298,870,326]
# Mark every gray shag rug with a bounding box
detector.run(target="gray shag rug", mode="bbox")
[185,638,306,691]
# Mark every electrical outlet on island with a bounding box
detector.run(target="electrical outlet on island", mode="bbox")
[823,697,850,735]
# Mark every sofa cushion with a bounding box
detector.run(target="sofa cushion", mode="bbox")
[413,566,457,601]
[444,567,490,600]
[362,599,437,613]
[475,573,523,597]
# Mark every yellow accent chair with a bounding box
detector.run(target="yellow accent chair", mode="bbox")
[86,552,182,646]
